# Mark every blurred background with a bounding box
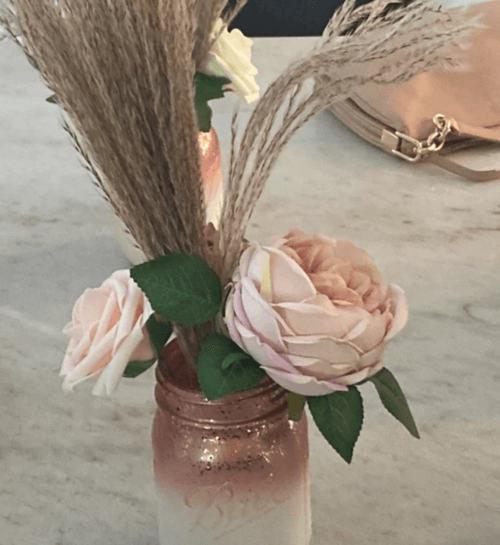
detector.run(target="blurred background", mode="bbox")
[227,0,378,36]
[226,0,474,36]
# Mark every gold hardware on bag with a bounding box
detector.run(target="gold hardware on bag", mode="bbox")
[386,114,452,162]
[328,97,500,181]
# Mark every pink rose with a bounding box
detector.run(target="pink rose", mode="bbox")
[60,270,154,396]
[224,230,408,396]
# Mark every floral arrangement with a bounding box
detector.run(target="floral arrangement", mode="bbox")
[1,0,473,463]
[60,227,416,462]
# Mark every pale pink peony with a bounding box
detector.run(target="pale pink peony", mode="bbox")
[224,230,408,396]
[60,270,154,396]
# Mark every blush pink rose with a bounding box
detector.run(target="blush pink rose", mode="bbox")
[60,269,154,396]
[224,230,408,396]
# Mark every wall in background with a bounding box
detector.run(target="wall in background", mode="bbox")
[227,0,484,37]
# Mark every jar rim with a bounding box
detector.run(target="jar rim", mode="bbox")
[156,357,283,405]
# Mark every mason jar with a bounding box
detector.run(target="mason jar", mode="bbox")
[152,340,312,545]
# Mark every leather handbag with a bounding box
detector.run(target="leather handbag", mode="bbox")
[329,0,500,182]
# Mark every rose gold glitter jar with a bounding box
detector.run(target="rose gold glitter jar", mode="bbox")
[152,341,312,545]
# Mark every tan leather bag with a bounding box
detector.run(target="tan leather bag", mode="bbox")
[329,0,500,181]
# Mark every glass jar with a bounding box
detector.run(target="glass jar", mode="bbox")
[152,341,312,545]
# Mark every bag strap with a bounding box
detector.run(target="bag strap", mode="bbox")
[329,101,500,181]
[427,117,500,181]
[427,154,500,182]
[381,118,500,181]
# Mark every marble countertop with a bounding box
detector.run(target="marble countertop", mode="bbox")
[1,31,500,545]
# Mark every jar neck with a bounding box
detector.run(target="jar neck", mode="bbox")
[155,342,287,426]
[159,340,201,392]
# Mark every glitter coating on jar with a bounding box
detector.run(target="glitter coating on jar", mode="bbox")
[152,341,312,545]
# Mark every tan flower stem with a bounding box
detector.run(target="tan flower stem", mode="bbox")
[288,392,307,422]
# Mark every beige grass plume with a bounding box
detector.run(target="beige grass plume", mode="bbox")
[3,0,475,370]
[3,0,249,367]
[213,0,477,287]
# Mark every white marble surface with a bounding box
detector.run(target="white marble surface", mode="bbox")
[1,31,500,545]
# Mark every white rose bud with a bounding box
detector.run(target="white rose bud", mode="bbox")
[201,18,260,104]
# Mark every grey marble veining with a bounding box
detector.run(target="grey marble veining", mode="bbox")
[1,31,500,545]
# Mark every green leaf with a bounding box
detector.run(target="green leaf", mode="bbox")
[194,72,231,132]
[146,315,173,356]
[198,333,266,400]
[288,392,306,422]
[122,315,173,378]
[221,351,253,371]
[307,387,364,464]
[369,368,420,439]
[130,253,223,325]
[122,359,156,379]
[46,94,57,104]
[356,375,374,386]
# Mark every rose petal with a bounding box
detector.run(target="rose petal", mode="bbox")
[279,245,304,268]
[330,238,381,279]
[301,293,336,311]
[92,319,147,396]
[103,270,129,308]
[239,278,285,352]
[343,317,369,341]
[358,342,387,368]
[218,28,256,74]
[90,290,119,347]
[385,284,409,341]
[274,300,370,339]
[233,319,299,375]
[59,336,80,376]
[224,294,245,349]
[76,288,111,330]
[299,239,333,271]
[333,359,384,386]
[265,246,316,304]
[309,271,364,306]
[232,285,252,331]
[283,335,362,362]
[62,319,77,336]
[260,365,348,396]
[62,327,117,390]
[287,355,358,380]
[202,22,260,104]
[246,244,271,294]
[113,277,143,349]
[363,281,389,313]
[60,321,101,376]
[269,235,287,249]
[238,245,256,278]
[348,309,392,352]
[62,322,84,345]
[141,299,154,326]
[349,269,371,298]
[129,327,155,362]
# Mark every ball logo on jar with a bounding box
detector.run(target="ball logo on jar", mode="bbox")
[183,478,292,536]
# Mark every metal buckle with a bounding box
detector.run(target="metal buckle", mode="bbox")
[382,114,452,163]
[391,132,423,162]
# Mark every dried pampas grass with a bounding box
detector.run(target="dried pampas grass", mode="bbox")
[11,0,214,264]
[213,0,477,287]
[2,0,476,369]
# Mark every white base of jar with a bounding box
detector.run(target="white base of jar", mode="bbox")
[155,471,312,545]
